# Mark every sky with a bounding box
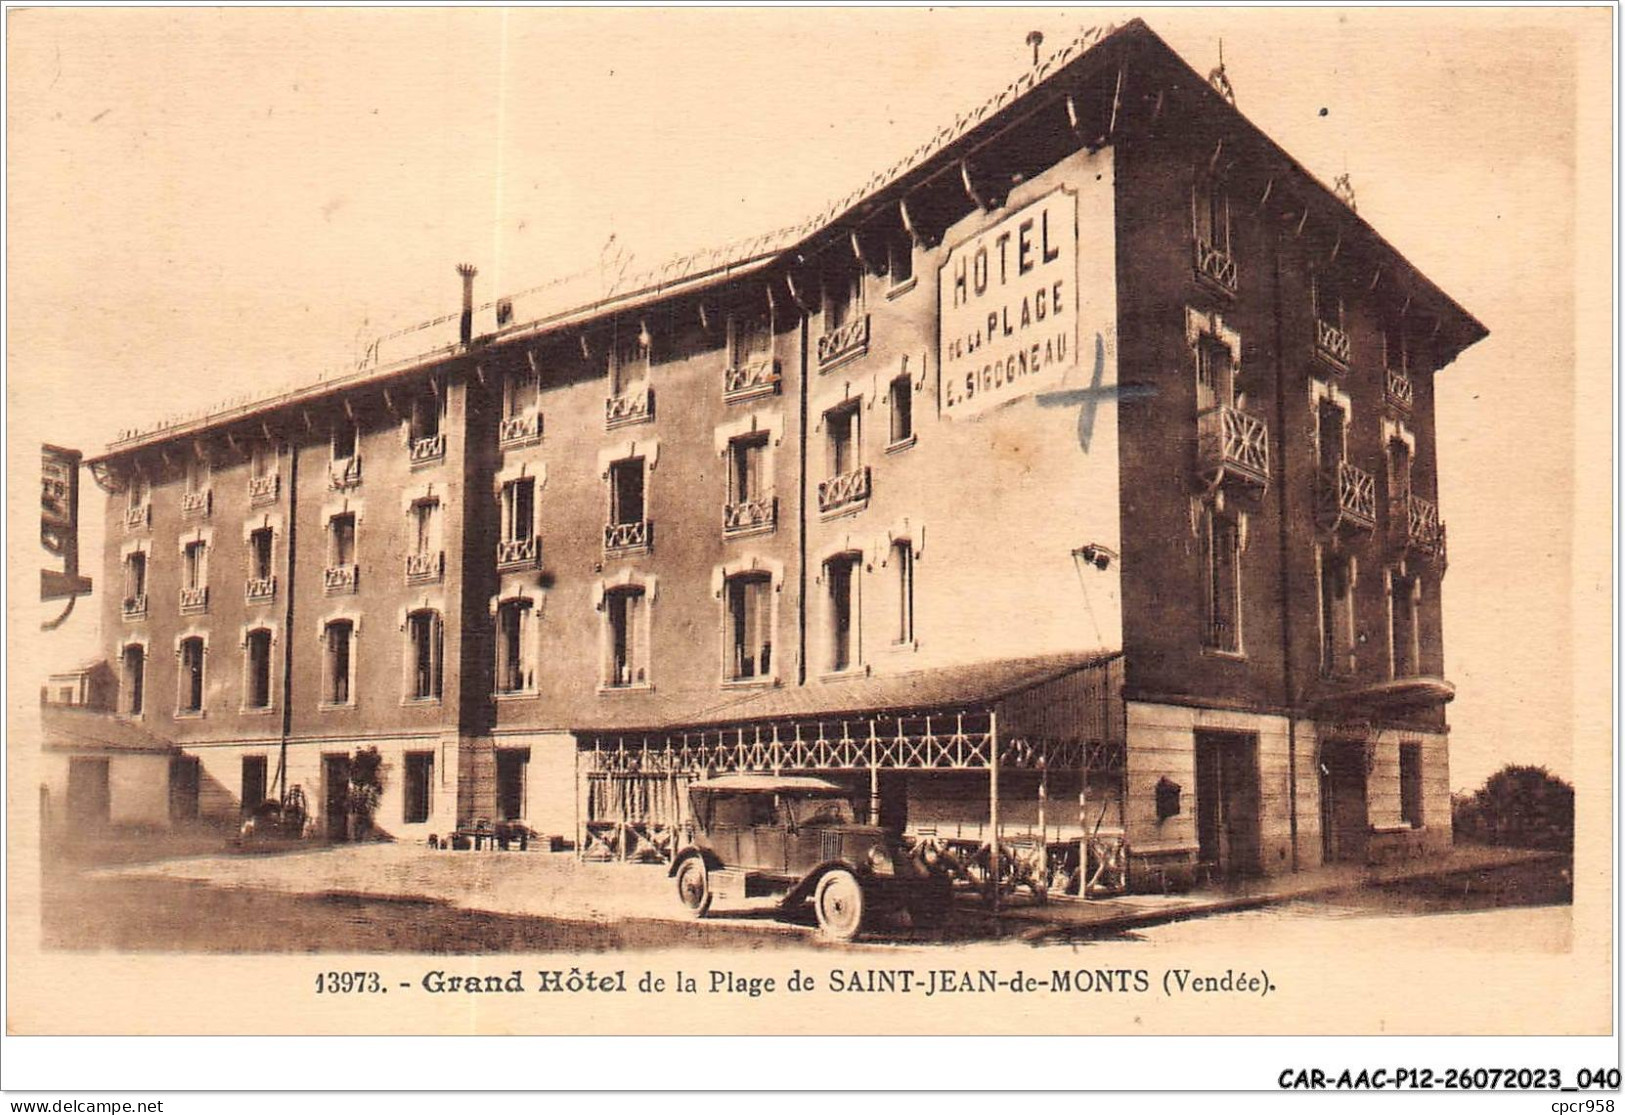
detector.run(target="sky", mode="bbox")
[6,7,1609,793]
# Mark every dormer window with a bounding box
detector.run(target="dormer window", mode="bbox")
[1192,175,1236,292]
[408,391,446,465]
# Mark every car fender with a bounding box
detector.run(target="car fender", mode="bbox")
[668,847,724,878]
[780,857,866,908]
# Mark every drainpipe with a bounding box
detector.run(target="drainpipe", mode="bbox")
[275,442,299,805]
[1273,227,1300,873]
[797,295,810,687]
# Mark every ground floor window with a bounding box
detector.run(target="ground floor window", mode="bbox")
[1399,743,1423,828]
[241,755,268,814]
[496,748,530,821]
[404,751,434,824]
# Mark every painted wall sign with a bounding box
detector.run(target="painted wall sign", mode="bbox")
[938,188,1079,418]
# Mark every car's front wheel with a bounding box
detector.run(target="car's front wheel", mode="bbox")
[675,856,712,917]
[814,869,865,941]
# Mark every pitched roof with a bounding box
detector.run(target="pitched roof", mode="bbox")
[41,706,178,754]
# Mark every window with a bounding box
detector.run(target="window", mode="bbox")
[1384,323,1408,374]
[1196,336,1236,411]
[500,480,534,544]
[1390,570,1419,678]
[495,599,533,694]
[323,620,354,705]
[1317,398,1347,477]
[1200,508,1242,653]
[124,551,147,602]
[827,402,860,477]
[728,435,767,506]
[505,367,539,419]
[249,528,274,582]
[1399,743,1424,828]
[251,444,276,481]
[725,573,772,682]
[888,374,914,446]
[332,422,358,461]
[245,628,273,710]
[824,267,862,330]
[496,749,529,821]
[1320,551,1355,676]
[121,645,145,716]
[128,474,149,511]
[609,329,649,396]
[404,752,434,824]
[412,499,442,555]
[1193,175,1230,255]
[329,513,356,566]
[186,455,209,492]
[610,459,645,525]
[605,586,647,688]
[887,228,914,288]
[178,636,205,714]
[891,540,915,645]
[407,610,443,701]
[1386,437,1412,506]
[241,755,268,815]
[1313,276,1343,332]
[728,307,772,368]
[182,540,208,591]
[410,392,442,442]
[826,553,861,673]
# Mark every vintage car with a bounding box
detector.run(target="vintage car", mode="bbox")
[669,774,952,940]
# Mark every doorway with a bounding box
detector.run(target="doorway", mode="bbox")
[322,754,351,841]
[1193,731,1261,878]
[1319,740,1370,863]
[66,757,111,825]
[169,756,200,823]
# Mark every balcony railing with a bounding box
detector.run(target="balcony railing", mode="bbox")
[1385,367,1414,411]
[178,585,209,614]
[409,432,446,466]
[818,466,871,515]
[498,410,544,448]
[124,503,150,530]
[1317,461,1377,533]
[121,594,147,620]
[1315,318,1351,367]
[495,536,541,570]
[247,472,280,505]
[329,456,362,491]
[1193,238,1238,292]
[323,564,359,594]
[245,576,277,603]
[179,489,212,518]
[405,550,445,582]
[604,519,652,555]
[1195,405,1270,490]
[723,495,778,537]
[1391,494,1444,557]
[605,385,654,430]
[724,358,781,402]
[816,313,870,369]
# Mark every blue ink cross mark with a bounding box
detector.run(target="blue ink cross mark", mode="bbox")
[1036,332,1156,451]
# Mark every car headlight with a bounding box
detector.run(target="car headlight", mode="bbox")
[867,845,895,875]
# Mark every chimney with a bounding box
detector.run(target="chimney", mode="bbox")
[456,263,478,346]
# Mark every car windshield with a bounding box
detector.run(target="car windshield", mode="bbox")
[787,795,855,826]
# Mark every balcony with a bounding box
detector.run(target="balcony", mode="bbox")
[1195,405,1270,491]
[1315,318,1351,369]
[245,575,277,603]
[1385,367,1414,411]
[605,386,654,430]
[1316,461,1377,533]
[323,564,359,595]
[1391,494,1445,558]
[724,358,781,403]
[1192,238,1238,292]
[179,489,212,519]
[405,550,445,583]
[248,472,280,505]
[124,503,150,530]
[604,519,652,556]
[178,585,209,614]
[495,536,541,571]
[409,433,446,467]
[818,466,871,516]
[121,594,147,620]
[498,409,544,448]
[816,313,870,370]
[723,495,778,537]
[329,456,362,491]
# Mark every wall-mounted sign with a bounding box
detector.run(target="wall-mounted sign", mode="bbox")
[41,443,92,609]
[938,187,1079,418]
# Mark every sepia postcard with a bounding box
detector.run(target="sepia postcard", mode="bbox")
[4,5,1616,1089]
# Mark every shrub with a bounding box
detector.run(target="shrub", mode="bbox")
[1452,765,1574,851]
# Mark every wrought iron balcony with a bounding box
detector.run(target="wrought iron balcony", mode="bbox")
[498,410,544,448]
[816,313,870,370]
[406,551,445,582]
[121,594,147,619]
[495,536,541,570]
[178,585,210,614]
[1192,238,1238,292]
[247,472,280,505]
[818,466,871,516]
[1317,461,1377,533]
[1391,494,1444,557]
[723,495,778,537]
[323,564,359,594]
[124,503,151,530]
[245,576,277,603]
[179,489,212,518]
[1315,318,1351,368]
[1195,405,1270,491]
[1385,367,1414,411]
[603,519,652,555]
[329,456,362,491]
[409,432,446,466]
[724,358,781,402]
[605,386,654,430]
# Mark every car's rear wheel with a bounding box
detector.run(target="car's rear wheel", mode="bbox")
[675,857,712,917]
[814,869,865,941]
